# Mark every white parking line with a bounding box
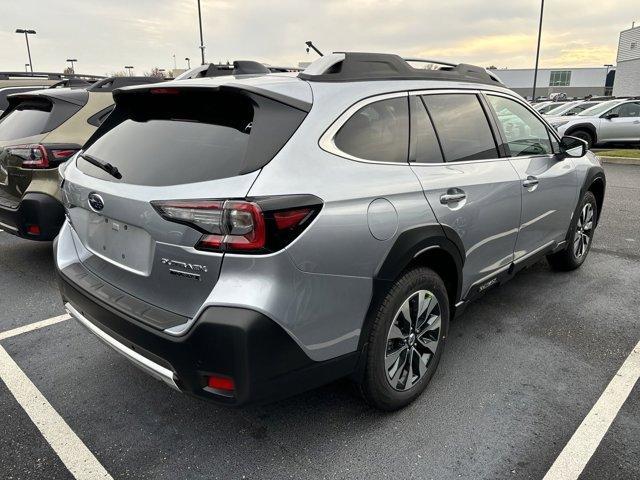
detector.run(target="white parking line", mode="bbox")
[0,314,71,341]
[0,345,113,479]
[543,339,640,480]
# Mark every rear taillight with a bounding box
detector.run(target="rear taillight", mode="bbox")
[152,196,321,253]
[8,144,79,169]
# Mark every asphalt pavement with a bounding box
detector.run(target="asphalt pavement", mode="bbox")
[0,162,638,480]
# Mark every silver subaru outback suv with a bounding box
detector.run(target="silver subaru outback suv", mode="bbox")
[55,53,605,410]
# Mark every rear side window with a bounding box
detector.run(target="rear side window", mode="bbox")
[422,94,498,162]
[0,102,51,141]
[409,96,443,163]
[334,97,409,163]
[78,89,307,186]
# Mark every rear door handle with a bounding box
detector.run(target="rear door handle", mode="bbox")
[522,176,539,188]
[440,192,466,204]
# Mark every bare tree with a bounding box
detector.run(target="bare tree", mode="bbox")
[145,67,166,78]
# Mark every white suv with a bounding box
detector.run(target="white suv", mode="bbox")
[549,99,640,147]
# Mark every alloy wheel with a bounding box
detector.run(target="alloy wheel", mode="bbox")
[574,202,594,258]
[385,290,442,391]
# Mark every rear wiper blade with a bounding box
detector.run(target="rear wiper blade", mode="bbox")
[80,153,122,180]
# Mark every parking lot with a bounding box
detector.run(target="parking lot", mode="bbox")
[0,162,637,480]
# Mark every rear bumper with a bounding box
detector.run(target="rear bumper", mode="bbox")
[58,264,358,406]
[0,192,64,240]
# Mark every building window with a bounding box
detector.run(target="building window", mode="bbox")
[549,70,572,87]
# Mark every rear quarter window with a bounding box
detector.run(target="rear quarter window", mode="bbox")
[333,96,409,163]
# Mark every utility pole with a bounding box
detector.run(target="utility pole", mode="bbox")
[66,58,77,74]
[531,0,544,101]
[16,28,36,74]
[197,0,206,65]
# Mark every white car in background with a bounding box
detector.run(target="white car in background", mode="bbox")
[544,100,602,117]
[548,99,640,147]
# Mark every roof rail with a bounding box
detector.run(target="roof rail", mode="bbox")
[0,71,105,81]
[298,52,504,86]
[87,76,166,92]
[204,60,271,77]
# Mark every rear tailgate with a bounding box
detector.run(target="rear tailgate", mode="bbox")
[0,91,87,204]
[62,83,309,324]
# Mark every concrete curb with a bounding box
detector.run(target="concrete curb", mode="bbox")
[598,156,640,166]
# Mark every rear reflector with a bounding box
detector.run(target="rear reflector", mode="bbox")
[207,375,235,392]
[26,224,40,235]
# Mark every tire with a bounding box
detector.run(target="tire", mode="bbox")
[568,129,594,148]
[359,267,449,411]
[547,191,597,271]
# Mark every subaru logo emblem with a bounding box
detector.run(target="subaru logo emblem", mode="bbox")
[88,193,104,212]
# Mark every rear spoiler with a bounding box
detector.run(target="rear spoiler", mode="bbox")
[112,83,312,113]
[6,88,89,107]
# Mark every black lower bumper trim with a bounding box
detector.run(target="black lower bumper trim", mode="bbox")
[58,267,358,406]
[0,192,64,241]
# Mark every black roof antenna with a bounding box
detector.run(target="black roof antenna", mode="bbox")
[305,41,324,57]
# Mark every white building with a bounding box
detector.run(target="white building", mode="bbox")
[613,24,640,97]
[488,67,612,99]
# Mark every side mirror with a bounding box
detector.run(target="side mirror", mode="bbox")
[559,135,587,158]
[603,112,619,120]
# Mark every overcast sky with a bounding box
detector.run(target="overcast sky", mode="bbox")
[1,0,637,75]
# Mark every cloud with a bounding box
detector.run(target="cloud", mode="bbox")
[0,0,635,75]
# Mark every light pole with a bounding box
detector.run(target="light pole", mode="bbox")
[124,66,134,76]
[185,57,191,69]
[197,0,206,65]
[66,58,77,74]
[531,0,544,101]
[15,28,36,74]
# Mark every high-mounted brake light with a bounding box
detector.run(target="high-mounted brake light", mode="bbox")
[149,87,180,95]
[152,196,322,254]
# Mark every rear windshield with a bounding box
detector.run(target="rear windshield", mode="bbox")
[78,89,306,186]
[0,101,52,140]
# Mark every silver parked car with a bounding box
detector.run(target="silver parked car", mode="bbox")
[549,99,640,147]
[55,53,605,410]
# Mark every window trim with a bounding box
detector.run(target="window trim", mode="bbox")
[318,91,409,165]
[320,88,564,167]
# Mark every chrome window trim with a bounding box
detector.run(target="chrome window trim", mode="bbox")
[318,91,410,166]
[319,87,561,167]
